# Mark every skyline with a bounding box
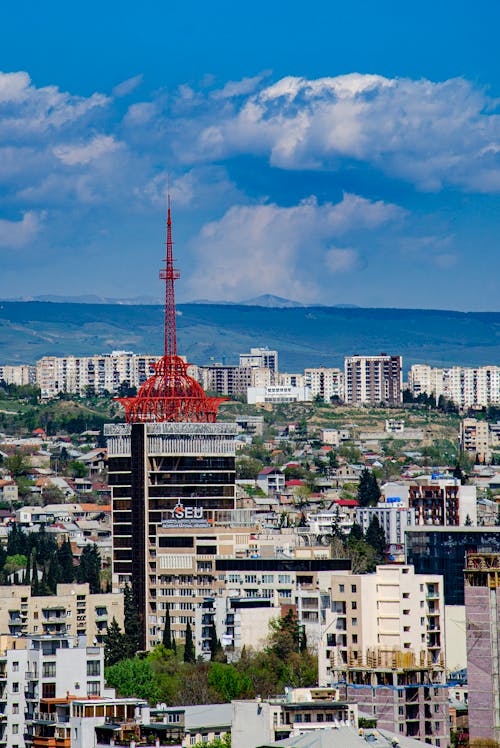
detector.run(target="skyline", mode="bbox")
[0,2,500,310]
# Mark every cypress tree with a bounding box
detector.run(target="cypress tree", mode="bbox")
[209,621,219,659]
[104,618,126,666]
[31,555,39,596]
[57,541,74,583]
[365,515,387,559]
[77,544,101,593]
[162,605,172,650]
[123,584,140,657]
[184,621,195,663]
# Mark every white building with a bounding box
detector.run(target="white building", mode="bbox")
[36,351,160,399]
[356,505,416,559]
[408,364,500,408]
[247,385,312,404]
[239,346,278,373]
[304,367,344,401]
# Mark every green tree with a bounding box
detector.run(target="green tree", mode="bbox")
[162,605,172,650]
[365,515,387,559]
[68,461,88,479]
[105,656,160,702]
[123,584,141,657]
[184,621,195,663]
[208,662,252,701]
[4,452,29,477]
[76,544,101,592]
[357,468,381,507]
[57,540,74,583]
[236,457,264,479]
[104,617,126,666]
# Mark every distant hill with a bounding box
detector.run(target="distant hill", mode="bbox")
[0,301,499,371]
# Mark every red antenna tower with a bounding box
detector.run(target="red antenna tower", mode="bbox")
[117,190,225,423]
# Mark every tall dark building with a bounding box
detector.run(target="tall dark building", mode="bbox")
[106,421,237,650]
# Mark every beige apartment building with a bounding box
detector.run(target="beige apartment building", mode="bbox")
[460,417,492,463]
[0,364,36,387]
[36,351,160,399]
[304,367,344,401]
[0,583,124,643]
[319,565,448,745]
[408,364,500,408]
[344,354,402,405]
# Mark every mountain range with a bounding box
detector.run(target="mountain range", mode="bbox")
[0,300,499,372]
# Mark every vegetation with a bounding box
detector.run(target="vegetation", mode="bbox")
[105,610,317,706]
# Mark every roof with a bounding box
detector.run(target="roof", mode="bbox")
[79,503,111,512]
[334,499,359,507]
[258,467,282,476]
[183,703,232,730]
[258,725,430,748]
[286,480,306,487]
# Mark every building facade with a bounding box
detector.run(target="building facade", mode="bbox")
[239,347,278,373]
[320,565,448,745]
[106,421,238,650]
[408,364,500,408]
[344,354,402,405]
[36,351,160,399]
[0,364,36,387]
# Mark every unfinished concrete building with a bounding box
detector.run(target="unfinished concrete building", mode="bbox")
[465,552,500,743]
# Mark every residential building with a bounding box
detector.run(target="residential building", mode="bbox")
[344,354,402,405]
[234,415,265,437]
[459,417,492,463]
[464,552,500,744]
[303,367,344,402]
[197,364,254,397]
[408,479,477,526]
[232,689,358,748]
[36,351,160,399]
[0,364,36,386]
[407,364,500,408]
[356,506,416,559]
[0,583,123,643]
[320,428,350,447]
[0,633,104,748]
[239,347,278,373]
[320,565,448,745]
[256,467,285,496]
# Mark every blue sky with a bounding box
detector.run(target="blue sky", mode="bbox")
[0,0,499,310]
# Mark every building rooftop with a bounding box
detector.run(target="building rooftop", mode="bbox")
[258,725,431,748]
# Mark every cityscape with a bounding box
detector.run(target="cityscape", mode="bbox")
[1,2,500,748]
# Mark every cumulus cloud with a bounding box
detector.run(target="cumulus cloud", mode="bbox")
[179,73,500,192]
[186,193,403,302]
[0,211,43,248]
[54,135,123,165]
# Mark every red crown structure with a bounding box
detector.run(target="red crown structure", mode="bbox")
[116,194,225,423]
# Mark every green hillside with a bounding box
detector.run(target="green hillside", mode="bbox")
[0,301,499,371]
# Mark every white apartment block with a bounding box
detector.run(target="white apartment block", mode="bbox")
[0,364,36,387]
[459,417,492,462]
[344,354,402,405]
[356,506,416,557]
[239,347,278,372]
[304,367,344,401]
[408,364,500,408]
[0,633,104,748]
[36,351,160,399]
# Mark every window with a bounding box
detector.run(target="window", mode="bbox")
[351,618,357,626]
[12,682,19,693]
[190,737,196,746]
[351,601,357,610]
[351,585,357,593]
[352,634,358,644]
[403,626,410,632]
[304,714,311,723]
[12,661,19,672]
[12,704,19,714]
[87,661,101,676]
[295,714,302,723]
[434,704,440,713]
[317,714,324,722]
[262,575,274,584]
[402,592,409,599]
[12,725,18,734]
[87,681,101,696]
[43,662,56,677]
[339,584,345,593]
[278,575,291,584]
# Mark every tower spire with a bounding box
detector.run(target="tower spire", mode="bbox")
[161,184,179,357]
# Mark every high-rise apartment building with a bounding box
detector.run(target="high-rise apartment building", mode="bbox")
[0,364,36,387]
[460,417,492,463]
[303,367,344,401]
[408,364,500,408]
[344,354,402,405]
[239,347,278,373]
[36,351,160,399]
[320,565,448,745]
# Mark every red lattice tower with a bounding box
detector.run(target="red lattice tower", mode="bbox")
[116,194,226,423]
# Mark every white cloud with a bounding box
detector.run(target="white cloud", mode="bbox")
[178,73,500,192]
[325,247,359,273]
[186,193,402,302]
[0,211,43,248]
[211,73,269,100]
[112,74,143,98]
[54,135,123,165]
